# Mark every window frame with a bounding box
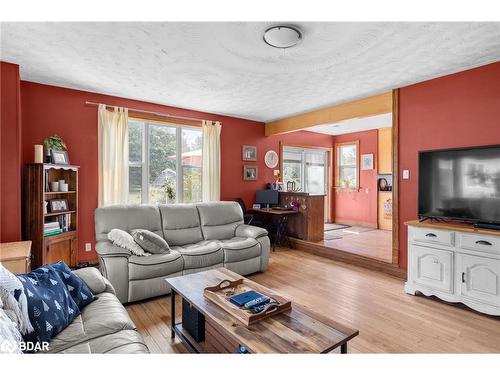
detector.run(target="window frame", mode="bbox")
[128,117,203,204]
[282,146,328,195]
[334,140,360,191]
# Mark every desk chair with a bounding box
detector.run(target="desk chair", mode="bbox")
[234,198,254,224]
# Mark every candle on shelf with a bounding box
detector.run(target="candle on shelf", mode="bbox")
[34,144,44,163]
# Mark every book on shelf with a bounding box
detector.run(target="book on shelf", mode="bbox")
[44,228,63,237]
[44,222,60,229]
[44,213,72,234]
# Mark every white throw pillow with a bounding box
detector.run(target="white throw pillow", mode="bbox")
[108,229,149,256]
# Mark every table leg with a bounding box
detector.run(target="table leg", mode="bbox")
[273,219,280,252]
[340,343,347,354]
[275,214,291,249]
[170,289,176,339]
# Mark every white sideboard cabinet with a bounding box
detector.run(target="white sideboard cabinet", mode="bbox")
[405,220,500,316]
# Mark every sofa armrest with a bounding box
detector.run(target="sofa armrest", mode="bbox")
[235,224,268,239]
[72,267,115,295]
[95,241,131,258]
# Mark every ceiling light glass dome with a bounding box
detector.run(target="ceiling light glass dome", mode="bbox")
[263,25,302,49]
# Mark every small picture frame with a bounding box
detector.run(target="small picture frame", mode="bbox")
[49,198,68,212]
[242,145,257,161]
[361,153,374,170]
[50,150,70,165]
[243,165,258,181]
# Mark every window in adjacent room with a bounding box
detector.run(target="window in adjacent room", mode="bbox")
[335,141,359,190]
[128,119,202,204]
[282,146,328,195]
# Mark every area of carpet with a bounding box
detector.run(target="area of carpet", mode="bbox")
[324,225,375,239]
[324,223,350,231]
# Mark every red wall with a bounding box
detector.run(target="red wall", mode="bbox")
[222,128,333,207]
[0,62,22,242]
[398,61,500,268]
[332,129,378,227]
[19,81,333,262]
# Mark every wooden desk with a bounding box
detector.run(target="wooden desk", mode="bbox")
[250,208,298,215]
[250,208,298,251]
[0,241,32,274]
[166,268,359,353]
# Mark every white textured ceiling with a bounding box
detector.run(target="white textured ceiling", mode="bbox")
[1,22,500,122]
[308,113,392,136]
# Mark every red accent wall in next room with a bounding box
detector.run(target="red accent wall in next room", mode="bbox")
[332,129,378,228]
[398,61,500,269]
[19,81,333,262]
[0,62,22,242]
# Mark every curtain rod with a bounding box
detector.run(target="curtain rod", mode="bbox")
[85,101,207,123]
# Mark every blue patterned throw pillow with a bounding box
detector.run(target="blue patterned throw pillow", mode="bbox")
[17,266,80,348]
[49,261,96,309]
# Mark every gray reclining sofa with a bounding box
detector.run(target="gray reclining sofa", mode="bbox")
[95,201,270,303]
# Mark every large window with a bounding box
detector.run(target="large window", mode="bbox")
[282,147,328,195]
[335,141,358,189]
[128,119,202,204]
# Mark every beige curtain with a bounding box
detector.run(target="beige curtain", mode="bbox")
[202,120,222,202]
[98,104,129,207]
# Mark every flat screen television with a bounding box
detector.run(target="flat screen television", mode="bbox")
[418,145,500,224]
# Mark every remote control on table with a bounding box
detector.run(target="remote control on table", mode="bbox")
[244,296,270,309]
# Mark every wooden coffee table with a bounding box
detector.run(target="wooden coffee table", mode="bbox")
[165,268,359,353]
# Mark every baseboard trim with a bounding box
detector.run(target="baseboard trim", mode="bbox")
[289,238,407,279]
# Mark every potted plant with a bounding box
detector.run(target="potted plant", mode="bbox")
[162,180,176,203]
[43,135,67,163]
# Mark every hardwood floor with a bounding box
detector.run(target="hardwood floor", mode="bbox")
[126,248,500,353]
[319,229,393,263]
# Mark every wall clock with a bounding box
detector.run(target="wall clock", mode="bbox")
[264,150,279,168]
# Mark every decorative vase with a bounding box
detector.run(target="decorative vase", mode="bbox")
[45,149,52,163]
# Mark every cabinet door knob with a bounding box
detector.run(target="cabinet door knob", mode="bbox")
[475,240,492,246]
[425,233,437,238]
[462,272,466,283]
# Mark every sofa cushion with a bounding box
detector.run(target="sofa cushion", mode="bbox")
[177,241,223,270]
[108,228,148,256]
[219,237,261,263]
[49,261,96,309]
[128,250,183,280]
[159,204,204,246]
[17,266,80,348]
[131,229,171,254]
[196,202,244,240]
[95,204,163,242]
[53,330,149,354]
[47,292,135,353]
[72,267,109,295]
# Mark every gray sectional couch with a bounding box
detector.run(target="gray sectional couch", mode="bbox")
[95,201,270,303]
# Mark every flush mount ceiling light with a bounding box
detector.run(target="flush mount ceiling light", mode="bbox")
[263,25,302,49]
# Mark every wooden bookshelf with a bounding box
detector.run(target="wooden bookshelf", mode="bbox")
[23,163,79,268]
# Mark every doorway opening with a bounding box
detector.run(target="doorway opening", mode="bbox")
[272,90,399,267]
